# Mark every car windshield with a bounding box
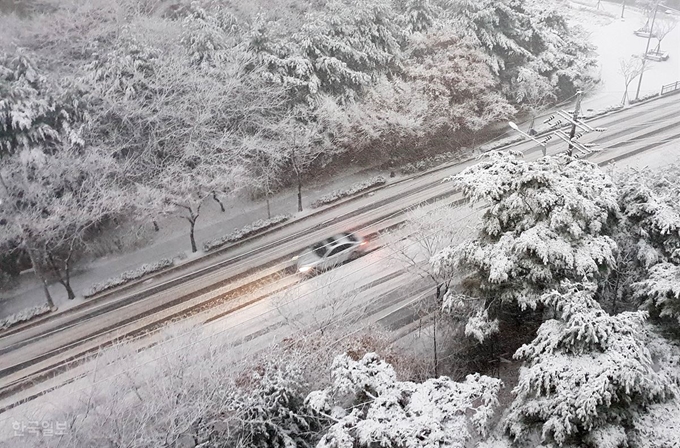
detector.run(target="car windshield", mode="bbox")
[344,232,358,242]
[312,242,327,257]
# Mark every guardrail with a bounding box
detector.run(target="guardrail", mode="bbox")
[661,81,680,95]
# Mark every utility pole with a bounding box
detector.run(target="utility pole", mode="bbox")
[635,3,658,101]
[621,0,626,18]
[567,90,583,156]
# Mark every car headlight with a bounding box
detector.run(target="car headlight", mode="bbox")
[299,266,313,273]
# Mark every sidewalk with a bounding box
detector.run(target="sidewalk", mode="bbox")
[0,165,390,318]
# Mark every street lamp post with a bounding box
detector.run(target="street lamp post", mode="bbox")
[508,122,547,156]
[634,4,659,100]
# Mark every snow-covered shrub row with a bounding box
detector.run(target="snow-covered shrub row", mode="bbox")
[630,92,660,105]
[83,258,175,298]
[203,214,291,252]
[0,303,52,331]
[399,151,468,175]
[310,176,386,209]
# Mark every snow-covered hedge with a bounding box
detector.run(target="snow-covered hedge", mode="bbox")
[400,151,467,175]
[203,214,291,252]
[0,303,52,331]
[311,176,387,209]
[83,258,175,298]
[630,92,660,105]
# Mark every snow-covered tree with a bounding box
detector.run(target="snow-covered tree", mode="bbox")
[615,166,680,323]
[387,204,480,375]
[0,52,81,156]
[403,31,515,133]
[432,152,619,324]
[0,52,88,305]
[0,144,125,301]
[619,56,646,106]
[228,359,320,448]
[307,352,503,447]
[146,151,247,253]
[83,20,289,251]
[249,0,403,105]
[505,282,678,447]
[448,0,597,100]
[652,15,678,52]
[283,116,329,212]
[238,133,286,220]
[397,0,439,34]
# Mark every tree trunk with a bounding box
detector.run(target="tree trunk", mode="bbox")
[25,240,54,308]
[189,218,197,253]
[63,281,76,301]
[212,192,226,213]
[297,173,303,212]
[47,251,76,300]
[266,196,271,220]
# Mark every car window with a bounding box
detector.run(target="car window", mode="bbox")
[328,243,354,257]
[312,242,327,257]
[343,232,358,242]
[325,236,337,246]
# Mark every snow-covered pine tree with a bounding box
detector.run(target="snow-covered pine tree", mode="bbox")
[432,152,619,323]
[297,0,403,102]
[447,0,596,101]
[0,52,82,156]
[180,2,241,68]
[615,166,680,324]
[505,281,678,448]
[307,352,502,448]
[228,359,320,448]
[403,30,515,133]
[397,0,438,34]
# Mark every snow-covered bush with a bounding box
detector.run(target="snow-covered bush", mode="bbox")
[83,258,175,298]
[227,359,320,448]
[629,92,660,104]
[310,176,386,209]
[505,282,677,447]
[0,303,52,331]
[203,214,291,252]
[399,151,467,175]
[308,352,503,447]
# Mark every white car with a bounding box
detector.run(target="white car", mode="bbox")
[295,232,366,274]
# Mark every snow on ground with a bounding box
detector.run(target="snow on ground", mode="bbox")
[568,0,680,112]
